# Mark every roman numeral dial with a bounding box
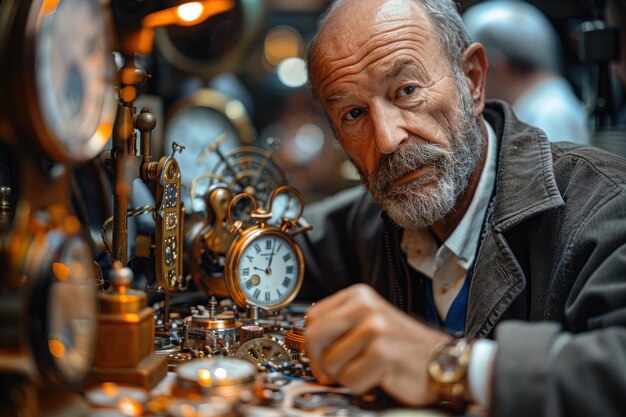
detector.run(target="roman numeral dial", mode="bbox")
[234,233,301,309]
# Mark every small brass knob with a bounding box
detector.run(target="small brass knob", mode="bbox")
[135,108,156,131]
[110,266,134,295]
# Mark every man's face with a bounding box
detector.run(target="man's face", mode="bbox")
[309,0,483,229]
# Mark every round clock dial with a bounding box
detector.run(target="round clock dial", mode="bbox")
[155,0,265,77]
[165,105,240,204]
[237,234,299,307]
[32,0,115,162]
[47,236,98,383]
[163,89,256,211]
[27,232,98,386]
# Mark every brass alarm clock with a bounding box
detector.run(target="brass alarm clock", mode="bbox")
[224,186,305,311]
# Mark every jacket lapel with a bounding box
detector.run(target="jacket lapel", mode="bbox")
[466,102,565,338]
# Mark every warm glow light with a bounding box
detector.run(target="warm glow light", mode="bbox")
[225,100,245,120]
[177,2,204,22]
[64,215,81,235]
[70,260,84,279]
[102,382,118,397]
[52,262,70,282]
[277,57,308,88]
[214,367,228,379]
[117,398,143,416]
[96,123,113,143]
[264,26,302,66]
[48,339,66,358]
[142,0,234,28]
[40,0,60,17]
[179,404,198,417]
[197,368,212,387]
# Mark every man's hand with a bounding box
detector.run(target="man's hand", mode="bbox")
[305,284,452,407]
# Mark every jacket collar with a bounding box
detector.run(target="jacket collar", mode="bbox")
[464,101,565,338]
[483,101,565,232]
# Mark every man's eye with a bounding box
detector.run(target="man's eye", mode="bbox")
[344,108,364,121]
[397,84,417,97]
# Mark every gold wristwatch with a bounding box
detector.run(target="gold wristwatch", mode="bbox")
[427,338,473,403]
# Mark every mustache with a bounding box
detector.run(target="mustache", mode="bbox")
[367,142,452,193]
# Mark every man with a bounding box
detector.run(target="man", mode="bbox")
[463,0,589,145]
[607,0,626,128]
[299,0,626,415]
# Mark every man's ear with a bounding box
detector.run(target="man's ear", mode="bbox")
[460,42,488,116]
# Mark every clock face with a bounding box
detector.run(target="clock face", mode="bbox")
[164,105,241,211]
[237,234,300,307]
[45,235,98,384]
[34,0,114,162]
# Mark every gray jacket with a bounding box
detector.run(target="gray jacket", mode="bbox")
[298,101,626,416]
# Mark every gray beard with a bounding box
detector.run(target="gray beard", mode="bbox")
[362,75,484,230]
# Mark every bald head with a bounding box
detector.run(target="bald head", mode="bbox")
[309,0,429,97]
[307,0,471,100]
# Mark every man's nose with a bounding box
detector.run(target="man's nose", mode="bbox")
[370,101,408,154]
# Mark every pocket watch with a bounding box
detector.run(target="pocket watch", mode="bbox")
[224,186,306,311]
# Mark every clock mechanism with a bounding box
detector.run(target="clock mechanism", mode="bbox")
[147,186,315,396]
[187,141,297,298]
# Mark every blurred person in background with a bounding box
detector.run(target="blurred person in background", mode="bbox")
[606,0,626,126]
[464,0,590,144]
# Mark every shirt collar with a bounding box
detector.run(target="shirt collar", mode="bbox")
[401,119,498,274]
[444,119,498,269]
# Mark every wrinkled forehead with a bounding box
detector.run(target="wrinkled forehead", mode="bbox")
[309,0,436,94]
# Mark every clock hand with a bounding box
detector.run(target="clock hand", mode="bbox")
[197,133,227,164]
[267,240,276,270]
